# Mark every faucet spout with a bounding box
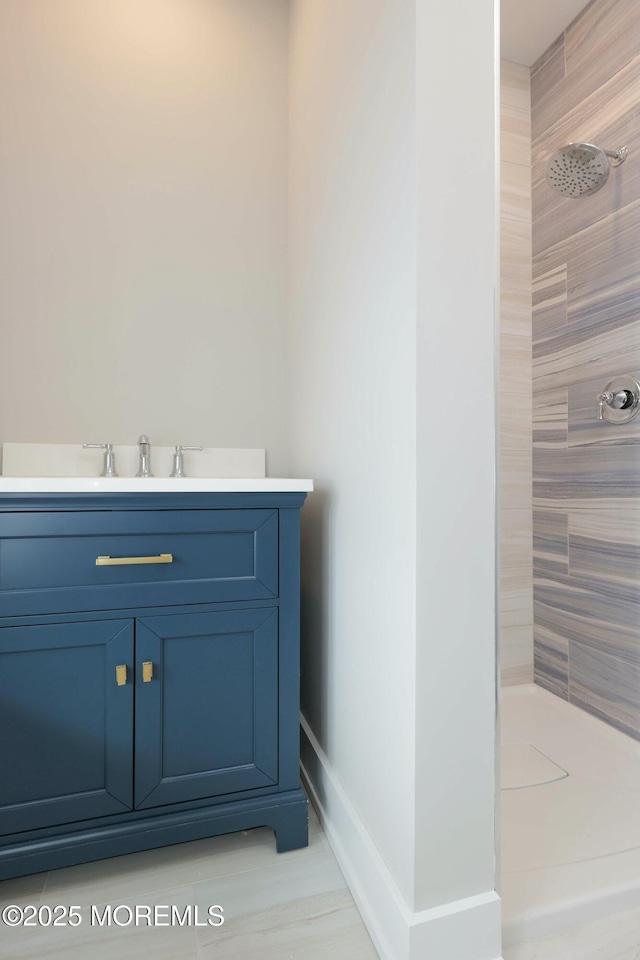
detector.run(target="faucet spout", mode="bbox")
[136,435,153,478]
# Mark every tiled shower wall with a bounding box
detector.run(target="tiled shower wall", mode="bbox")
[500,60,533,685]
[532,0,640,738]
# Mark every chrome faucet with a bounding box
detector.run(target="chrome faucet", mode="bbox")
[136,435,153,477]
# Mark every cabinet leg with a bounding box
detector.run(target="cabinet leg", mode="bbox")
[273,797,309,853]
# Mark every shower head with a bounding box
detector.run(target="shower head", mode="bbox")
[545,142,628,198]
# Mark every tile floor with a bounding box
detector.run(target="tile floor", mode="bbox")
[503,905,640,960]
[0,804,380,960]
[4,798,640,960]
[501,685,640,949]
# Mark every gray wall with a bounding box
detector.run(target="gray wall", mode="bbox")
[532,0,640,737]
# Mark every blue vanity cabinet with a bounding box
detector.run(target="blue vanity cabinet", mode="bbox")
[0,491,309,880]
[0,619,134,835]
[134,608,279,809]
[0,508,279,618]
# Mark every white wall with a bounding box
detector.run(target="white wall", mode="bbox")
[0,0,290,474]
[414,0,498,915]
[289,0,500,957]
[288,0,418,904]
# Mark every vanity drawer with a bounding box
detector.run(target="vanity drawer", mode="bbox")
[0,510,278,617]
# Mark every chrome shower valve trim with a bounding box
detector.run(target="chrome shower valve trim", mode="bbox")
[597,375,640,424]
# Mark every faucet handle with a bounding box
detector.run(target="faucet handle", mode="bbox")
[82,443,118,478]
[170,445,203,479]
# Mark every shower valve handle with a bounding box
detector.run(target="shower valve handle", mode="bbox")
[597,392,610,420]
[596,376,640,423]
[598,390,631,420]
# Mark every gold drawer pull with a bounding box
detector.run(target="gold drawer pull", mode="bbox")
[116,664,127,686]
[96,553,173,566]
[142,661,154,683]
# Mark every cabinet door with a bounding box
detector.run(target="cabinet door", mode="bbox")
[134,609,278,809]
[0,620,134,835]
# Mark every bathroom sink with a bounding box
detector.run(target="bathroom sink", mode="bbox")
[0,443,313,493]
[0,477,313,493]
[0,443,312,494]
[1,442,267,480]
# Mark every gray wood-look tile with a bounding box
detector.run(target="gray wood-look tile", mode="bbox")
[501,59,531,103]
[569,641,640,740]
[502,334,531,394]
[530,0,640,744]
[533,384,568,447]
[43,819,329,910]
[566,201,640,323]
[505,0,640,729]
[533,446,640,499]
[531,34,565,106]
[568,375,640,447]
[532,263,567,342]
[533,556,569,580]
[503,389,533,451]
[501,60,532,170]
[568,501,640,543]
[532,41,640,149]
[502,591,534,629]
[533,135,640,261]
[197,887,378,960]
[500,61,533,682]
[502,508,533,565]
[570,534,640,587]
[502,448,533,510]
[502,218,532,340]
[535,576,640,664]
[533,623,569,700]
[501,161,531,223]
[565,0,640,93]
[502,563,534,595]
[533,383,568,448]
[504,899,640,959]
[0,804,379,960]
[502,663,534,686]
[502,625,535,671]
[533,320,640,391]
[532,101,640,261]
[533,509,568,579]
[502,128,531,174]
[0,872,47,909]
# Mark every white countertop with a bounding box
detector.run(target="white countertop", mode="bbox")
[0,477,313,494]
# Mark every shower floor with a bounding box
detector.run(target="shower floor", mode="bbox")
[501,683,640,946]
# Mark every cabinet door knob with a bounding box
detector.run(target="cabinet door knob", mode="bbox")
[115,664,127,686]
[142,661,154,683]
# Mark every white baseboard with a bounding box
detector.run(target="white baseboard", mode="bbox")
[300,715,503,960]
